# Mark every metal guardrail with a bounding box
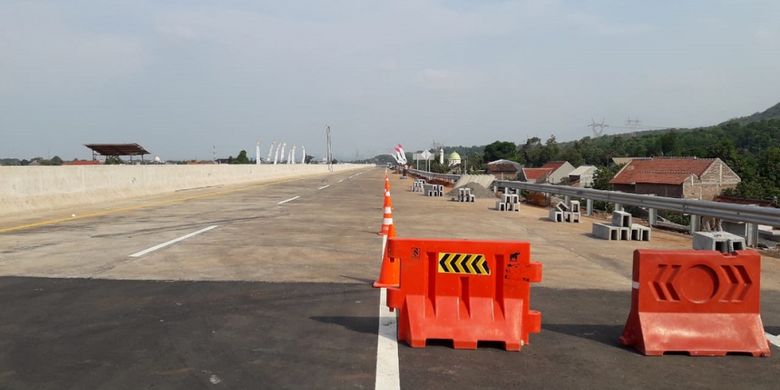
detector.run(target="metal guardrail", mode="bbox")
[404,168,780,226]
[494,180,780,227]
[407,168,461,182]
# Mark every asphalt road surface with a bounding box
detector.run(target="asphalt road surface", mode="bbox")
[1,168,778,389]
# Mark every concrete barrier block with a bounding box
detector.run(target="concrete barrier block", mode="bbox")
[502,193,519,205]
[693,231,746,253]
[630,224,651,241]
[619,227,631,240]
[570,200,580,213]
[612,210,632,228]
[549,209,562,222]
[564,211,580,223]
[555,201,569,212]
[593,223,619,240]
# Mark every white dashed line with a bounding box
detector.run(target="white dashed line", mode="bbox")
[129,225,218,257]
[375,288,400,390]
[277,196,301,205]
[318,185,331,190]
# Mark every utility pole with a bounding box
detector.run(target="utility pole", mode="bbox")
[325,126,333,172]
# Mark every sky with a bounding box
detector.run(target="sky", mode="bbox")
[1,0,779,161]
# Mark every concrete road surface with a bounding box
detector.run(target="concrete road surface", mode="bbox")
[0,168,778,389]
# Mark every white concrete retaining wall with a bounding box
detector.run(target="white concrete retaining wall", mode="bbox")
[0,164,369,217]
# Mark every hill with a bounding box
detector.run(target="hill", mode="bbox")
[721,101,780,125]
[435,103,780,202]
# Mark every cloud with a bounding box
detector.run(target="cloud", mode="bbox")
[0,3,149,94]
[563,11,652,36]
[420,68,473,90]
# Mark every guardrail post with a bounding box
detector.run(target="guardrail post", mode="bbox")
[648,208,657,226]
[689,214,700,234]
[745,223,759,248]
[564,195,570,207]
[484,178,780,227]
[586,199,593,216]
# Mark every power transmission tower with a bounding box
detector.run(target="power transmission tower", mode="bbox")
[588,118,609,138]
[624,117,642,132]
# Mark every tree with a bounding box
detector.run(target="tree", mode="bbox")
[592,164,624,190]
[234,150,250,164]
[105,156,123,165]
[50,156,63,166]
[464,153,485,173]
[304,155,315,164]
[483,141,518,163]
[519,137,542,166]
[429,160,449,173]
[657,131,680,156]
[540,135,560,163]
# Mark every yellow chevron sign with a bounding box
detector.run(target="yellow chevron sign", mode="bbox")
[437,253,490,275]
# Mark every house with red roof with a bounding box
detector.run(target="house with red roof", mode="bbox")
[519,161,575,184]
[486,159,523,180]
[609,157,740,200]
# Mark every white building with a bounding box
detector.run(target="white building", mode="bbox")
[569,165,597,187]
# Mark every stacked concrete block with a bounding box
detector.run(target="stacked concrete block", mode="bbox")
[693,231,746,253]
[549,201,580,223]
[496,193,519,212]
[423,183,444,197]
[630,224,652,241]
[592,210,651,241]
[411,179,426,193]
[565,200,581,223]
[612,210,632,229]
[592,223,620,240]
[456,187,475,203]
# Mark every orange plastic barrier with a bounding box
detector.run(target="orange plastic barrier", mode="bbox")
[379,238,542,351]
[620,249,771,357]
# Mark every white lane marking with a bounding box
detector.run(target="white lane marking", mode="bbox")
[338,179,344,183]
[766,332,780,348]
[277,196,301,205]
[318,184,331,190]
[129,225,218,258]
[375,288,400,390]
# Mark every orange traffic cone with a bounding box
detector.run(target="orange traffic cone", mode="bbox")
[373,220,399,288]
[384,175,391,191]
[377,189,393,235]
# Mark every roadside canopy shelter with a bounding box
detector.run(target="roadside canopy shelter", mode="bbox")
[84,143,150,162]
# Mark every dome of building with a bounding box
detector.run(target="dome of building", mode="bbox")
[447,152,461,166]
